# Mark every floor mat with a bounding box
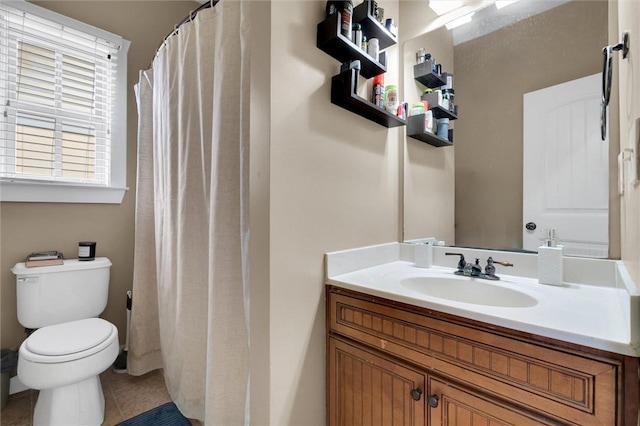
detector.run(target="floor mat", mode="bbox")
[116,402,191,426]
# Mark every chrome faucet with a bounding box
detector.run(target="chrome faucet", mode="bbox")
[445,253,513,280]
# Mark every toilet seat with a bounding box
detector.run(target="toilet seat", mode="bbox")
[21,318,117,364]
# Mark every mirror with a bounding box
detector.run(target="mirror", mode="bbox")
[401,0,617,258]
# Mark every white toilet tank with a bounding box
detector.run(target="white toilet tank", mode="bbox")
[12,258,112,329]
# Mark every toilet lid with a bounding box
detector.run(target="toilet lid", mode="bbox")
[26,318,114,356]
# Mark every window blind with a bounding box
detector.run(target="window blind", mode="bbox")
[0,3,121,186]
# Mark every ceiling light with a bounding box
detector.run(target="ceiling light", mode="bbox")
[495,0,520,9]
[445,12,475,29]
[429,0,464,16]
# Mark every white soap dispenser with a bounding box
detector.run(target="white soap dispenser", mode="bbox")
[538,229,564,286]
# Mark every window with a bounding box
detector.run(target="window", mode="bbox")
[0,1,129,203]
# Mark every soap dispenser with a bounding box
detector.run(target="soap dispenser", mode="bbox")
[538,229,564,286]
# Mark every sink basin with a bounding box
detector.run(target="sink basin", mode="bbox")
[400,276,538,308]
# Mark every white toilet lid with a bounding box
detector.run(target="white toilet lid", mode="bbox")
[26,318,114,356]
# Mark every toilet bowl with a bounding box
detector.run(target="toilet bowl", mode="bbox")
[18,318,119,426]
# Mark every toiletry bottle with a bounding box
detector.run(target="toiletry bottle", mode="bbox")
[352,23,362,48]
[385,18,397,37]
[372,74,385,109]
[396,103,406,120]
[384,84,398,115]
[410,102,424,117]
[424,110,433,133]
[326,0,353,38]
[367,38,379,61]
[437,118,449,139]
[538,229,564,286]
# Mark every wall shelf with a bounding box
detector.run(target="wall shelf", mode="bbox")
[352,0,397,50]
[317,12,387,79]
[406,114,452,146]
[413,62,446,88]
[317,2,403,129]
[431,105,458,120]
[412,60,457,144]
[331,69,406,128]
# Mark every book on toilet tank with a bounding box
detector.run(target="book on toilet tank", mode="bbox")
[25,252,64,267]
[27,250,61,260]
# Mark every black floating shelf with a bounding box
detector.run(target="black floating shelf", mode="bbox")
[430,106,458,120]
[331,69,406,128]
[420,92,458,120]
[413,62,446,88]
[317,12,387,79]
[352,0,397,50]
[406,114,452,147]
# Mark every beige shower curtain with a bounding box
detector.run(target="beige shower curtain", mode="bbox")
[130,2,250,424]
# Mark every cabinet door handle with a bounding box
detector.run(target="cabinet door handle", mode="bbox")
[410,388,423,401]
[427,394,439,408]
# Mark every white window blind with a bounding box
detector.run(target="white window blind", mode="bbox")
[0,2,123,189]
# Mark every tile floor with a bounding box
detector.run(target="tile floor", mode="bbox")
[0,368,199,426]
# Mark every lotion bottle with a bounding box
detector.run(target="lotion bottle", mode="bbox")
[538,229,564,286]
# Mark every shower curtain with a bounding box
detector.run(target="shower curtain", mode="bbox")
[129,2,249,424]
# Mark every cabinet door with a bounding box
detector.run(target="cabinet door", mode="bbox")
[428,377,559,426]
[328,337,426,426]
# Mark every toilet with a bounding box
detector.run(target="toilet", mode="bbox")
[12,258,119,426]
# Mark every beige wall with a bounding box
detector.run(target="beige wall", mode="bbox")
[2,2,636,426]
[248,0,271,423]
[268,0,401,423]
[617,0,640,286]
[0,1,199,350]
[453,1,610,250]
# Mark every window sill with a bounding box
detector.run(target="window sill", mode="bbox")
[0,181,128,204]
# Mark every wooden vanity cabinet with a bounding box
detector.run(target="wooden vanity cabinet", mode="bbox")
[326,286,640,426]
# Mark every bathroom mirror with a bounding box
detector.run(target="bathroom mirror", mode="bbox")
[401,0,617,258]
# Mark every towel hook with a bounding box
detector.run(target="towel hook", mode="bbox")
[600,31,630,141]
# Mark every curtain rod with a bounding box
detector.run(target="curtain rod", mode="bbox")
[152,0,220,64]
[164,0,219,41]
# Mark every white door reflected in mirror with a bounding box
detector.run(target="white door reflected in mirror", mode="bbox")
[523,73,609,258]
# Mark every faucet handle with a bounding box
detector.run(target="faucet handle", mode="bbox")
[485,257,513,277]
[485,258,496,276]
[445,252,466,271]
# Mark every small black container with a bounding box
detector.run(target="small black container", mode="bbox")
[78,241,96,261]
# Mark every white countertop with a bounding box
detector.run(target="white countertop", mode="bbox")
[326,243,640,357]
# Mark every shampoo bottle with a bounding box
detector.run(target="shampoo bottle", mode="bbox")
[538,229,564,286]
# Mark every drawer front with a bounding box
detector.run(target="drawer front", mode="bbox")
[328,289,620,426]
